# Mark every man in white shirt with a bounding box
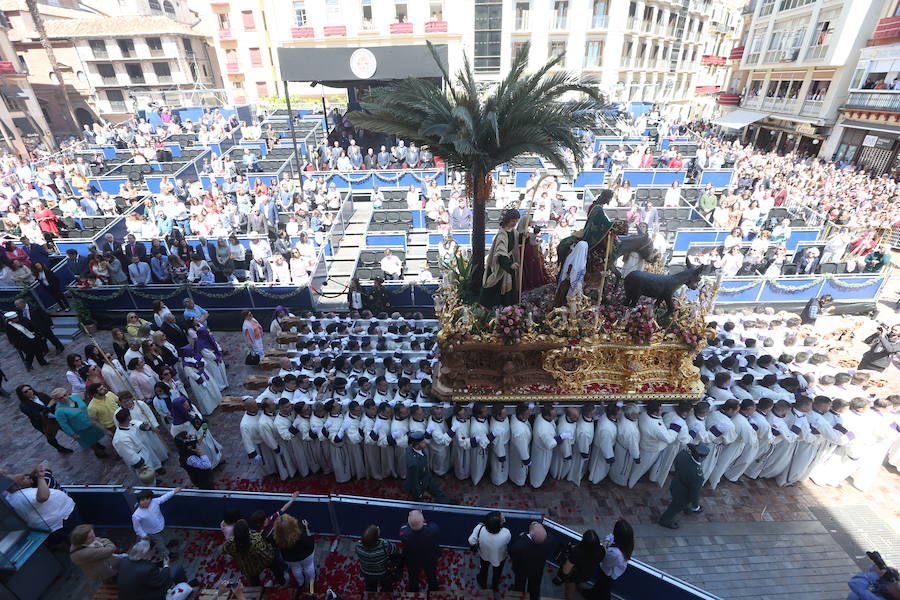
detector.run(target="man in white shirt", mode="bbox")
[239,399,275,477]
[550,407,579,481]
[113,408,163,483]
[4,468,75,542]
[248,233,272,262]
[719,399,759,486]
[529,405,563,488]
[380,249,403,281]
[258,398,295,481]
[426,404,452,476]
[650,401,694,486]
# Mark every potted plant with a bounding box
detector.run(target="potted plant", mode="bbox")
[69,297,97,334]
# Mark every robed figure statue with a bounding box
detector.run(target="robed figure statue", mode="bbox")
[479,208,522,308]
[556,188,615,271]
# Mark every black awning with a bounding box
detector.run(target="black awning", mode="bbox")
[278,44,447,83]
[12,117,35,135]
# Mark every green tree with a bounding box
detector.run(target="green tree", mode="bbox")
[348,42,604,292]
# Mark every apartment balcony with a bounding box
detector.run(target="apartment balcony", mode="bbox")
[744,51,759,64]
[805,45,828,60]
[700,55,726,65]
[742,95,762,109]
[390,22,413,34]
[729,46,744,60]
[717,93,742,105]
[759,97,799,113]
[0,61,16,73]
[291,27,314,38]
[590,15,609,29]
[209,0,228,6]
[157,75,173,84]
[873,16,900,41]
[324,25,346,37]
[695,85,720,94]
[799,99,823,117]
[108,101,127,113]
[842,90,900,114]
[627,16,639,30]
[218,29,234,41]
[129,76,146,85]
[99,75,119,86]
[226,62,240,74]
[425,21,448,33]
[149,49,165,58]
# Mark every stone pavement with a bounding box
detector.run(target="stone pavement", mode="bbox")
[2,315,898,600]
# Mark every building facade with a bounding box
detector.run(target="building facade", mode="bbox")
[0,15,53,155]
[44,15,221,120]
[829,0,900,175]
[730,0,882,156]
[195,0,743,119]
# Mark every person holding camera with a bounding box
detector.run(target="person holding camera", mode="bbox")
[3,464,75,546]
[552,529,606,600]
[174,431,214,489]
[857,324,900,373]
[847,552,900,600]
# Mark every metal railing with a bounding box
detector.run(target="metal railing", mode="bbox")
[843,91,900,113]
[805,45,828,60]
[799,99,824,117]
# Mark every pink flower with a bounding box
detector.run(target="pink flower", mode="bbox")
[504,327,510,333]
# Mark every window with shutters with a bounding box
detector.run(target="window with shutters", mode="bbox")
[242,10,255,31]
[249,48,262,67]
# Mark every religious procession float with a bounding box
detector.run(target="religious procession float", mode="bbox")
[432,192,718,403]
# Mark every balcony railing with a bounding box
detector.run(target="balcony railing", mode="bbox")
[157,75,173,84]
[842,91,900,114]
[218,28,233,40]
[0,61,15,73]
[108,101,127,113]
[100,75,118,85]
[323,25,346,36]
[129,75,145,84]
[805,45,828,60]
[745,52,760,64]
[390,22,413,34]
[226,62,240,74]
[149,49,165,58]
[873,16,900,39]
[717,93,741,105]
[700,55,727,65]
[763,49,780,63]
[729,46,744,60]
[760,97,798,113]
[627,16,638,30]
[742,95,762,109]
[291,26,314,38]
[425,21,448,32]
[800,99,823,117]
[590,15,608,29]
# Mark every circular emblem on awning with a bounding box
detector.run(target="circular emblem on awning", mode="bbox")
[349,48,377,79]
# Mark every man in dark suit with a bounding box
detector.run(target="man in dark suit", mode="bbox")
[5,311,48,371]
[398,509,441,593]
[194,236,218,268]
[249,257,273,283]
[64,249,90,278]
[98,233,118,256]
[19,236,50,267]
[159,313,189,348]
[117,540,191,600]
[405,432,451,503]
[172,178,189,202]
[14,298,63,354]
[658,444,708,529]
[121,234,147,262]
[509,521,551,600]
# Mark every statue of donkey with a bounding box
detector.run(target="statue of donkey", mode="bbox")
[623,257,703,318]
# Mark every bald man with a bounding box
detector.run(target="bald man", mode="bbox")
[509,521,550,600]
[398,509,440,592]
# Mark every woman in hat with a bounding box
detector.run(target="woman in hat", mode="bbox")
[194,326,228,391]
[53,388,108,458]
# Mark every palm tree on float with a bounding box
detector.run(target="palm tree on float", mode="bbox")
[348,41,605,292]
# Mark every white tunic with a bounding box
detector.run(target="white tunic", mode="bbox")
[567,417,595,486]
[390,416,411,479]
[258,412,295,480]
[361,413,382,479]
[775,409,813,486]
[113,424,161,477]
[344,414,367,479]
[550,416,578,481]
[310,414,332,474]
[528,416,558,488]
[200,348,228,391]
[703,410,737,486]
[587,415,618,484]
[468,417,491,485]
[324,413,352,483]
[650,412,692,486]
[296,416,321,474]
[183,362,221,415]
[722,412,759,483]
[128,401,169,465]
[489,417,511,486]
[275,413,308,477]
[757,412,798,479]
[507,417,532,487]
[374,415,395,478]
[426,417,452,476]
[609,418,640,487]
[628,413,677,488]
[451,418,472,481]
